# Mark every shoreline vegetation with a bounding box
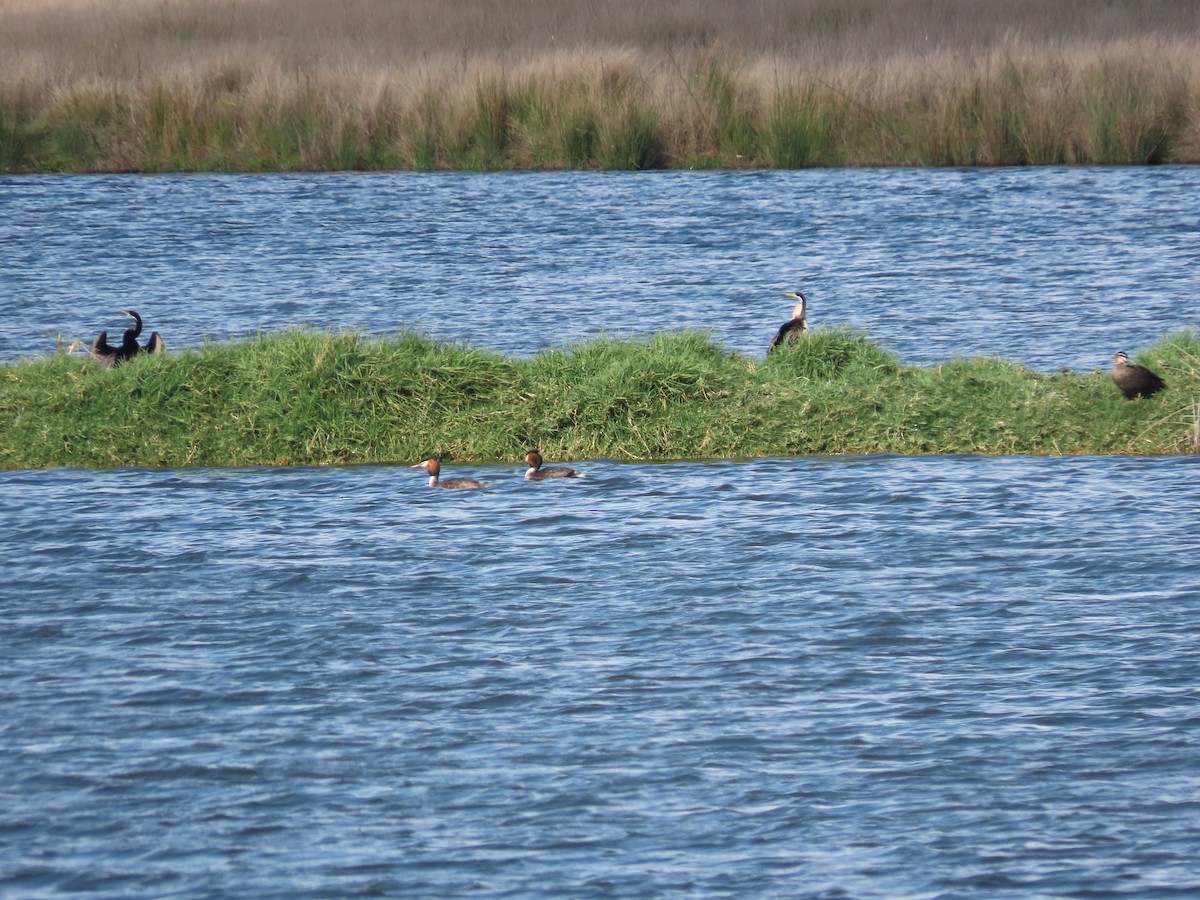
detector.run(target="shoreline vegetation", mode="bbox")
[1,329,1197,470]
[3,1,1200,172]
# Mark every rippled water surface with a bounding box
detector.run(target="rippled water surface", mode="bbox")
[4,456,1200,897]
[2,167,1198,368]
[3,169,1200,897]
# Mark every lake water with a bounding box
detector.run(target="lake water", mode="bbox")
[3,169,1200,898]
[2,167,1198,369]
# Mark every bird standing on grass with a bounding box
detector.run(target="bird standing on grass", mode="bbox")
[768,291,808,352]
[91,309,165,367]
[410,458,489,490]
[524,450,582,480]
[1111,351,1165,399]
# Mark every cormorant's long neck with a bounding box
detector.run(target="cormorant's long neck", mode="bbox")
[124,312,143,339]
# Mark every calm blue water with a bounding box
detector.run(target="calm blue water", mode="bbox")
[3,170,1200,897]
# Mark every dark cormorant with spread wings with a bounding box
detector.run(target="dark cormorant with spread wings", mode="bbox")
[91,310,164,367]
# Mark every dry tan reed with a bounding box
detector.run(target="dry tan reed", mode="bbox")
[3,0,1199,170]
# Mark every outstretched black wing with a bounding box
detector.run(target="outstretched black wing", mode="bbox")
[91,330,118,366]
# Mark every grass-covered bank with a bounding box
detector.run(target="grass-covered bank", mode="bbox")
[1,330,1197,470]
[3,0,1200,171]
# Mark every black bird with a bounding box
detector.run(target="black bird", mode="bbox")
[524,450,583,480]
[1111,351,1165,400]
[91,309,164,367]
[768,290,808,352]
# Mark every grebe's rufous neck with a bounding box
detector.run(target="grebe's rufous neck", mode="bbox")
[410,458,489,490]
[768,290,808,353]
[524,450,582,480]
[1111,351,1165,400]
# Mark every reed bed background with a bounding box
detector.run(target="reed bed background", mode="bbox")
[2,329,1197,469]
[3,0,1200,171]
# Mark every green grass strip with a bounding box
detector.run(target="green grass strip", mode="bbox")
[1,328,1197,469]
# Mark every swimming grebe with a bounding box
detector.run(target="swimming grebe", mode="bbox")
[91,309,165,367]
[1111,351,1165,400]
[524,450,582,480]
[768,290,808,352]
[410,458,489,490]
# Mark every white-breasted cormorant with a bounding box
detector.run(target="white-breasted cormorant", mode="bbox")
[91,309,165,367]
[524,450,582,480]
[1111,351,1165,400]
[768,291,808,352]
[410,458,489,490]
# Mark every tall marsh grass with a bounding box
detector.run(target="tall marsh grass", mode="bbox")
[2,0,1199,171]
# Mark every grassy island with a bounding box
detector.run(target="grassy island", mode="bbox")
[3,0,1200,172]
[1,329,1196,470]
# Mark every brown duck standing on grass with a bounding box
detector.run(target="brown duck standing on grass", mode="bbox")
[524,450,582,480]
[410,458,489,490]
[91,309,165,367]
[768,290,808,353]
[1111,351,1165,399]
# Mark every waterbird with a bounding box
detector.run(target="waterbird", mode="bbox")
[524,450,583,480]
[410,458,489,490]
[91,309,165,367]
[1111,351,1165,400]
[768,290,808,352]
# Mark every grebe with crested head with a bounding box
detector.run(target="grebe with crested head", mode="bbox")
[91,309,165,367]
[768,290,808,352]
[524,450,582,480]
[1111,351,1165,400]
[410,458,489,490]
